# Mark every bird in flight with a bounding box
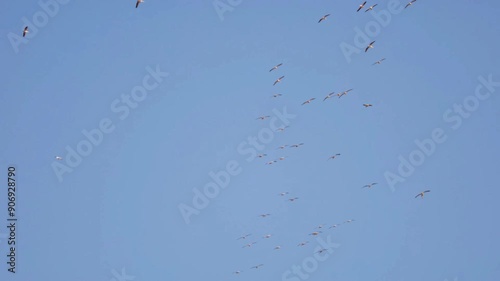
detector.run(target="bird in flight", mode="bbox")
[315,248,328,254]
[273,76,285,86]
[251,264,264,269]
[318,14,331,23]
[259,214,271,218]
[344,219,355,223]
[363,104,373,108]
[269,63,283,72]
[415,190,431,199]
[357,1,367,12]
[337,89,353,99]
[363,182,378,188]
[302,98,316,105]
[323,92,335,101]
[373,58,386,65]
[55,156,63,160]
[256,115,271,120]
[266,160,277,165]
[405,0,417,9]
[276,126,289,132]
[233,270,242,274]
[242,242,257,248]
[290,143,304,148]
[365,41,376,52]
[279,192,289,196]
[274,246,281,250]
[277,145,288,150]
[328,154,341,160]
[263,234,272,239]
[272,93,282,98]
[287,197,299,202]
[278,156,288,161]
[135,0,143,8]
[297,241,309,247]
[237,234,252,240]
[22,26,29,37]
[315,224,326,229]
[329,224,339,229]
[365,4,378,12]
[309,231,322,236]
[257,154,267,158]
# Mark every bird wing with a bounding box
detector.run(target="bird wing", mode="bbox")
[424,190,431,193]
[136,1,140,8]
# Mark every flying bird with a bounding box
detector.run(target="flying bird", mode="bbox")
[328,154,341,160]
[274,246,281,250]
[259,214,271,218]
[415,190,431,199]
[22,26,29,37]
[405,0,417,9]
[263,234,272,239]
[279,192,289,196]
[277,145,288,149]
[318,14,331,23]
[272,93,282,98]
[55,156,63,160]
[329,224,339,229]
[237,234,252,240]
[242,242,257,248]
[357,1,367,12]
[365,4,378,12]
[257,154,267,158]
[309,231,322,236]
[290,143,304,148]
[297,241,309,247]
[373,58,386,65]
[135,0,143,8]
[273,76,285,86]
[365,41,376,52]
[363,104,373,108]
[363,182,378,188]
[278,156,288,161]
[269,63,283,72]
[337,89,353,98]
[266,160,277,165]
[251,264,264,269]
[316,249,328,254]
[344,219,355,223]
[323,92,335,101]
[287,197,299,202]
[256,115,271,120]
[276,126,289,132]
[302,98,316,105]
[315,224,326,229]
[233,271,242,274]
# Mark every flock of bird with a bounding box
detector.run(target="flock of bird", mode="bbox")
[226,0,430,275]
[33,0,428,277]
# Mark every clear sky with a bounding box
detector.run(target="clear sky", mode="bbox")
[1,0,500,280]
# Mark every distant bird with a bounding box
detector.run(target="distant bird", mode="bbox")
[259,214,271,218]
[273,76,285,86]
[337,89,353,98]
[329,224,339,229]
[373,58,386,65]
[233,270,242,274]
[365,41,376,52]
[290,143,304,148]
[328,154,341,160]
[276,126,289,132]
[298,241,309,247]
[242,242,257,248]
[237,234,252,240]
[344,219,355,223]
[274,246,281,250]
[272,93,283,98]
[363,182,378,188]
[323,92,335,101]
[415,190,430,199]
[135,0,143,8]
[318,14,331,23]
[256,115,271,120]
[315,224,326,229]
[277,145,288,149]
[266,160,277,165]
[365,4,378,12]
[269,63,283,72]
[287,197,299,202]
[263,234,272,239]
[251,264,264,269]
[302,98,316,105]
[278,156,288,161]
[257,154,267,158]
[55,156,63,160]
[279,192,289,196]
[22,26,29,37]
[357,1,367,12]
[315,248,328,254]
[405,0,417,9]
[309,231,322,236]
[363,104,373,108]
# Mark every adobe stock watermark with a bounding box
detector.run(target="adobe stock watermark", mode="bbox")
[51,65,169,183]
[109,267,135,281]
[212,0,244,21]
[7,0,71,54]
[178,106,297,224]
[385,74,500,191]
[282,235,340,281]
[339,0,408,63]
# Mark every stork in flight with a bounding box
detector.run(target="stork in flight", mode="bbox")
[329,224,339,229]
[415,190,430,199]
[242,242,257,248]
[328,154,341,160]
[272,93,282,98]
[318,14,331,23]
[405,0,417,9]
[136,0,143,8]
[256,115,271,120]
[365,41,376,52]
[55,156,63,160]
[302,98,316,105]
[233,270,242,274]
[323,92,335,101]
[277,145,288,150]
[273,76,285,86]
[23,26,29,37]
[237,234,251,240]
[363,182,378,188]
[263,234,272,239]
[363,104,373,108]
[365,4,378,12]
[251,264,264,269]
[357,1,367,12]
[269,63,283,72]
[337,89,353,98]
[279,192,289,196]
[309,231,322,236]
[259,213,271,218]
[287,197,299,202]
[276,126,289,132]
[274,246,281,250]
[257,154,267,158]
[290,143,304,148]
[373,58,386,65]
[297,241,309,247]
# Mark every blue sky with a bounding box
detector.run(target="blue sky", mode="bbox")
[1,0,500,280]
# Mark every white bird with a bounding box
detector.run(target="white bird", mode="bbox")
[263,234,272,239]
[55,156,63,160]
[277,145,288,149]
[344,219,355,223]
[302,98,316,105]
[318,14,331,23]
[323,92,335,101]
[315,224,326,229]
[278,156,288,161]
[337,89,353,98]
[328,154,341,160]
[269,63,283,72]
[309,231,322,236]
[135,0,143,8]
[357,1,367,12]
[373,58,386,65]
[365,4,378,12]
[279,192,289,196]
[329,224,339,229]
[22,26,29,37]
[365,41,376,52]
[273,76,285,86]
[405,0,417,9]
[233,270,242,274]
[237,234,252,240]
